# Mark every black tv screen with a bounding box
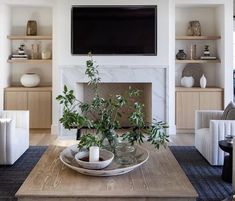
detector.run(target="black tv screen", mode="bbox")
[71,6,157,55]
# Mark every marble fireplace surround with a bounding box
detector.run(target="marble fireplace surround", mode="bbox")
[60,65,167,136]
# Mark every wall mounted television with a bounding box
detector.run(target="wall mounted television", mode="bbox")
[71,6,157,55]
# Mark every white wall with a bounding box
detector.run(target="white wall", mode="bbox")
[167,0,176,135]
[11,6,52,35]
[223,0,233,106]
[0,4,11,109]
[214,1,233,106]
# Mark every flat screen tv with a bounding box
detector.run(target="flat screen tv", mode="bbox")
[71,6,157,55]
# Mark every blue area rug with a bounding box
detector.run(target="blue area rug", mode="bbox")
[170,146,233,201]
[0,146,47,201]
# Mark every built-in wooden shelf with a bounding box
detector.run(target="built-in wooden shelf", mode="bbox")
[175,59,220,64]
[175,36,221,40]
[7,59,52,64]
[7,35,52,40]
[5,86,52,92]
[175,86,224,92]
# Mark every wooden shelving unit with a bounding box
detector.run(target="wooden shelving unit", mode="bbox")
[175,36,221,40]
[7,59,52,64]
[7,35,52,40]
[4,86,52,128]
[175,59,220,64]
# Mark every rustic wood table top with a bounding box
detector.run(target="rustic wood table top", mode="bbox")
[16,142,197,201]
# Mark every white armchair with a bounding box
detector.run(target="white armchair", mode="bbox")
[195,110,235,166]
[0,110,29,165]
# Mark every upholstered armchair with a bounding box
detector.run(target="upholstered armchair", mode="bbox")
[0,110,29,165]
[195,110,235,166]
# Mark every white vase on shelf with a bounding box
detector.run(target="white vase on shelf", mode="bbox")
[20,73,40,87]
[200,74,207,88]
[180,76,194,88]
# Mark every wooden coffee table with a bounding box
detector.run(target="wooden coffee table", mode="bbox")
[16,143,197,201]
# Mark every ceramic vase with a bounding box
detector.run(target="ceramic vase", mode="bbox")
[20,73,40,87]
[200,74,207,88]
[26,20,37,36]
[181,76,194,88]
[176,50,187,60]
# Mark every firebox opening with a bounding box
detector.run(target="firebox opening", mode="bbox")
[78,83,152,127]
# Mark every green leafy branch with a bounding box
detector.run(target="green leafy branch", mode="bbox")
[56,53,169,150]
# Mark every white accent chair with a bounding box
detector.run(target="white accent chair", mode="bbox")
[195,110,235,166]
[0,110,29,165]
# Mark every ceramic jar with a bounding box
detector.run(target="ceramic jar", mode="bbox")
[26,20,37,36]
[176,50,187,60]
[20,73,40,87]
[200,74,207,88]
[181,76,194,88]
[41,50,52,60]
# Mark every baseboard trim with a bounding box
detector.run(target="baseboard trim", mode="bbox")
[51,124,59,135]
[168,125,176,135]
[177,129,195,134]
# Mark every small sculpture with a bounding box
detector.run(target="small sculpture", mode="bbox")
[18,44,26,55]
[187,21,201,36]
[11,44,28,60]
[203,45,210,56]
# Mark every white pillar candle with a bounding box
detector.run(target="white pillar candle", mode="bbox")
[89,146,99,162]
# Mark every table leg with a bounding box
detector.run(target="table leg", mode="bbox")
[222,155,232,183]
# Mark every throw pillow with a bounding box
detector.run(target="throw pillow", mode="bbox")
[221,101,235,120]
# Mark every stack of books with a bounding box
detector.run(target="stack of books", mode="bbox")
[11,54,28,60]
[200,56,217,60]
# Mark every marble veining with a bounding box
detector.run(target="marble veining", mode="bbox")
[60,65,167,136]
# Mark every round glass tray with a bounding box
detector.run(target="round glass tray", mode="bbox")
[59,144,149,176]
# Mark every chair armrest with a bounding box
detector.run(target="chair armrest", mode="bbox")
[0,110,29,129]
[195,110,223,130]
[210,120,235,165]
[210,120,235,137]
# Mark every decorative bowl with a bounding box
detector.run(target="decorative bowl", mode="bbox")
[60,144,149,176]
[75,149,114,170]
[20,73,40,87]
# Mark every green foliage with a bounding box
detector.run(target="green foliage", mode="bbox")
[78,134,101,149]
[56,53,169,150]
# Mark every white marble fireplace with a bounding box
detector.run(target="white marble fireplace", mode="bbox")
[60,65,167,136]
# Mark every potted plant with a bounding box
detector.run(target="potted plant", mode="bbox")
[56,53,169,162]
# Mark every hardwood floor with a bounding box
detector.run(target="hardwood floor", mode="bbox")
[30,129,57,146]
[168,133,195,146]
[30,130,195,146]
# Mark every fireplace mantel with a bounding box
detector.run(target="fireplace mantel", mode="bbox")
[60,65,167,136]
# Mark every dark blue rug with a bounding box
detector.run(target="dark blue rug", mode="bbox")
[0,146,47,201]
[170,146,233,201]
